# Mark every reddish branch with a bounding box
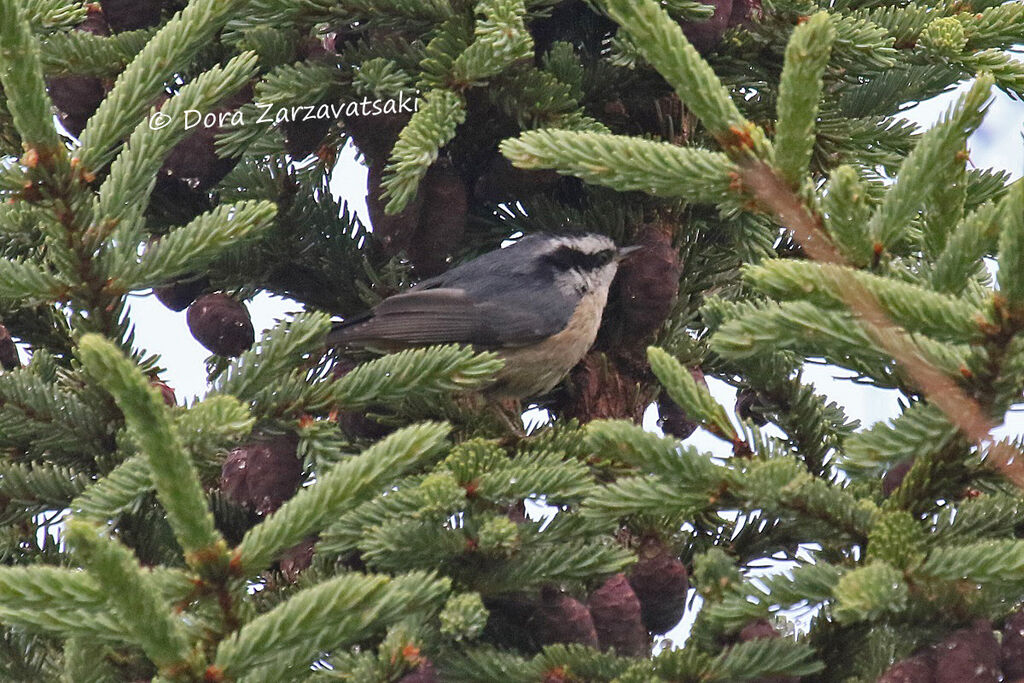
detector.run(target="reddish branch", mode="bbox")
[736,159,996,446]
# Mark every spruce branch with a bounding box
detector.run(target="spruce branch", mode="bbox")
[867,75,992,249]
[735,159,996,444]
[213,311,332,404]
[918,539,1024,584]
[648,346,737,441]
[593,0,763,151]
[452,0,533,86]
[585,419,720,485]
[107,199,277,292]
[76,334,228,574]
[65,520,193,675]
[773,12,836,189]
[381,89,466,214]
[996,180,1024,310]
[0,257,65,303]
[330,344,503,407]
[500,130,736,203]
[213,571,450,674]
[0,0,62,154]
[95,51,261,237]
[74,0,250,170]
[235,422,450,572]
[832,561,907,623]
[711,637,824,680]
[39,27,150,79]
[744,260,981,342]
[931,200,1001,294]
[72,453,152,521]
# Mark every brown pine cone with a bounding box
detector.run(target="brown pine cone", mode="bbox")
[366,158,422,257]
[882,459,914,497]
[186,293,254,357]
[162,85,251,189]
[587,573,649,657]
[933,621,1000,683]
[100,0,165,31]
[680,0,734,54]
[331,358,392,439]
[728,0,762,28]
[220,433,303,515]
[739,619,780,642]
[878,652,935,683]
[473,153,560,204]
[1003,609,1024,680]
[657,391,698,439]
[735,388,769,426]
[408,159,467,277]
[532,586,599,648]
[47,10,110,137]
[607,224,680,346]
[561,352,648,424]
[279,536,316,581]
[0,324,19,370]
[153,275,209,312]
[627,537,688,635]
[658,368,706,439]
[398,661,439,683]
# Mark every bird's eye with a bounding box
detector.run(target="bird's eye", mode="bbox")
[545,246,616,271]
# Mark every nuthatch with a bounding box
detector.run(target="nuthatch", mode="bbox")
[327,233,640,399]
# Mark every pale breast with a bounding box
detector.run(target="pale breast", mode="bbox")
[486,287,610,400]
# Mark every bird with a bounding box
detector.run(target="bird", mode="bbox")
[327,232,640,400]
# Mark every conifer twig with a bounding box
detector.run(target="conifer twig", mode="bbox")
[736,158,995,445]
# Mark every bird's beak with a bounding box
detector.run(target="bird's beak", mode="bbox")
[616,245,643,261]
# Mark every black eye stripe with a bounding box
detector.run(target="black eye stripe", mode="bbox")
[545,246,615,271]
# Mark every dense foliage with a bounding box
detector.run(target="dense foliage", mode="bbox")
[0,0,1023,680]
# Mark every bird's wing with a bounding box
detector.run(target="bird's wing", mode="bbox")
[328,286,568,348]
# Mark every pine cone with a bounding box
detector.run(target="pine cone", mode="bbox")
[532,586,599,648]
[153,275,209,312]
[605,223,680,346]
[561,352,648,424]
[1003,609,1024,680]
[680,0,733,54]
[220,433,303,515]
[657,391,698,439]
[162,85,251,189]
[627,537,688,634]
[408,159,467,277]
[658,368,706,439]
[186,293,254,357]
[933,621,1000,683]
[0,324,19,370]
[47,10,110,137]
[473,153,560,204]
[735,388,769,426]
[878,652,935,683]
[366,158,423,257]
[728,0,762,28]
[282,117,334,160]
[331,358,392,439]
[739,619,780,641]
[99,0,165,32]
[398,661,439,683]
[587,573,649,657]
[279,536,316,581]
[882,459,914,497]
[735,619,801,683]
